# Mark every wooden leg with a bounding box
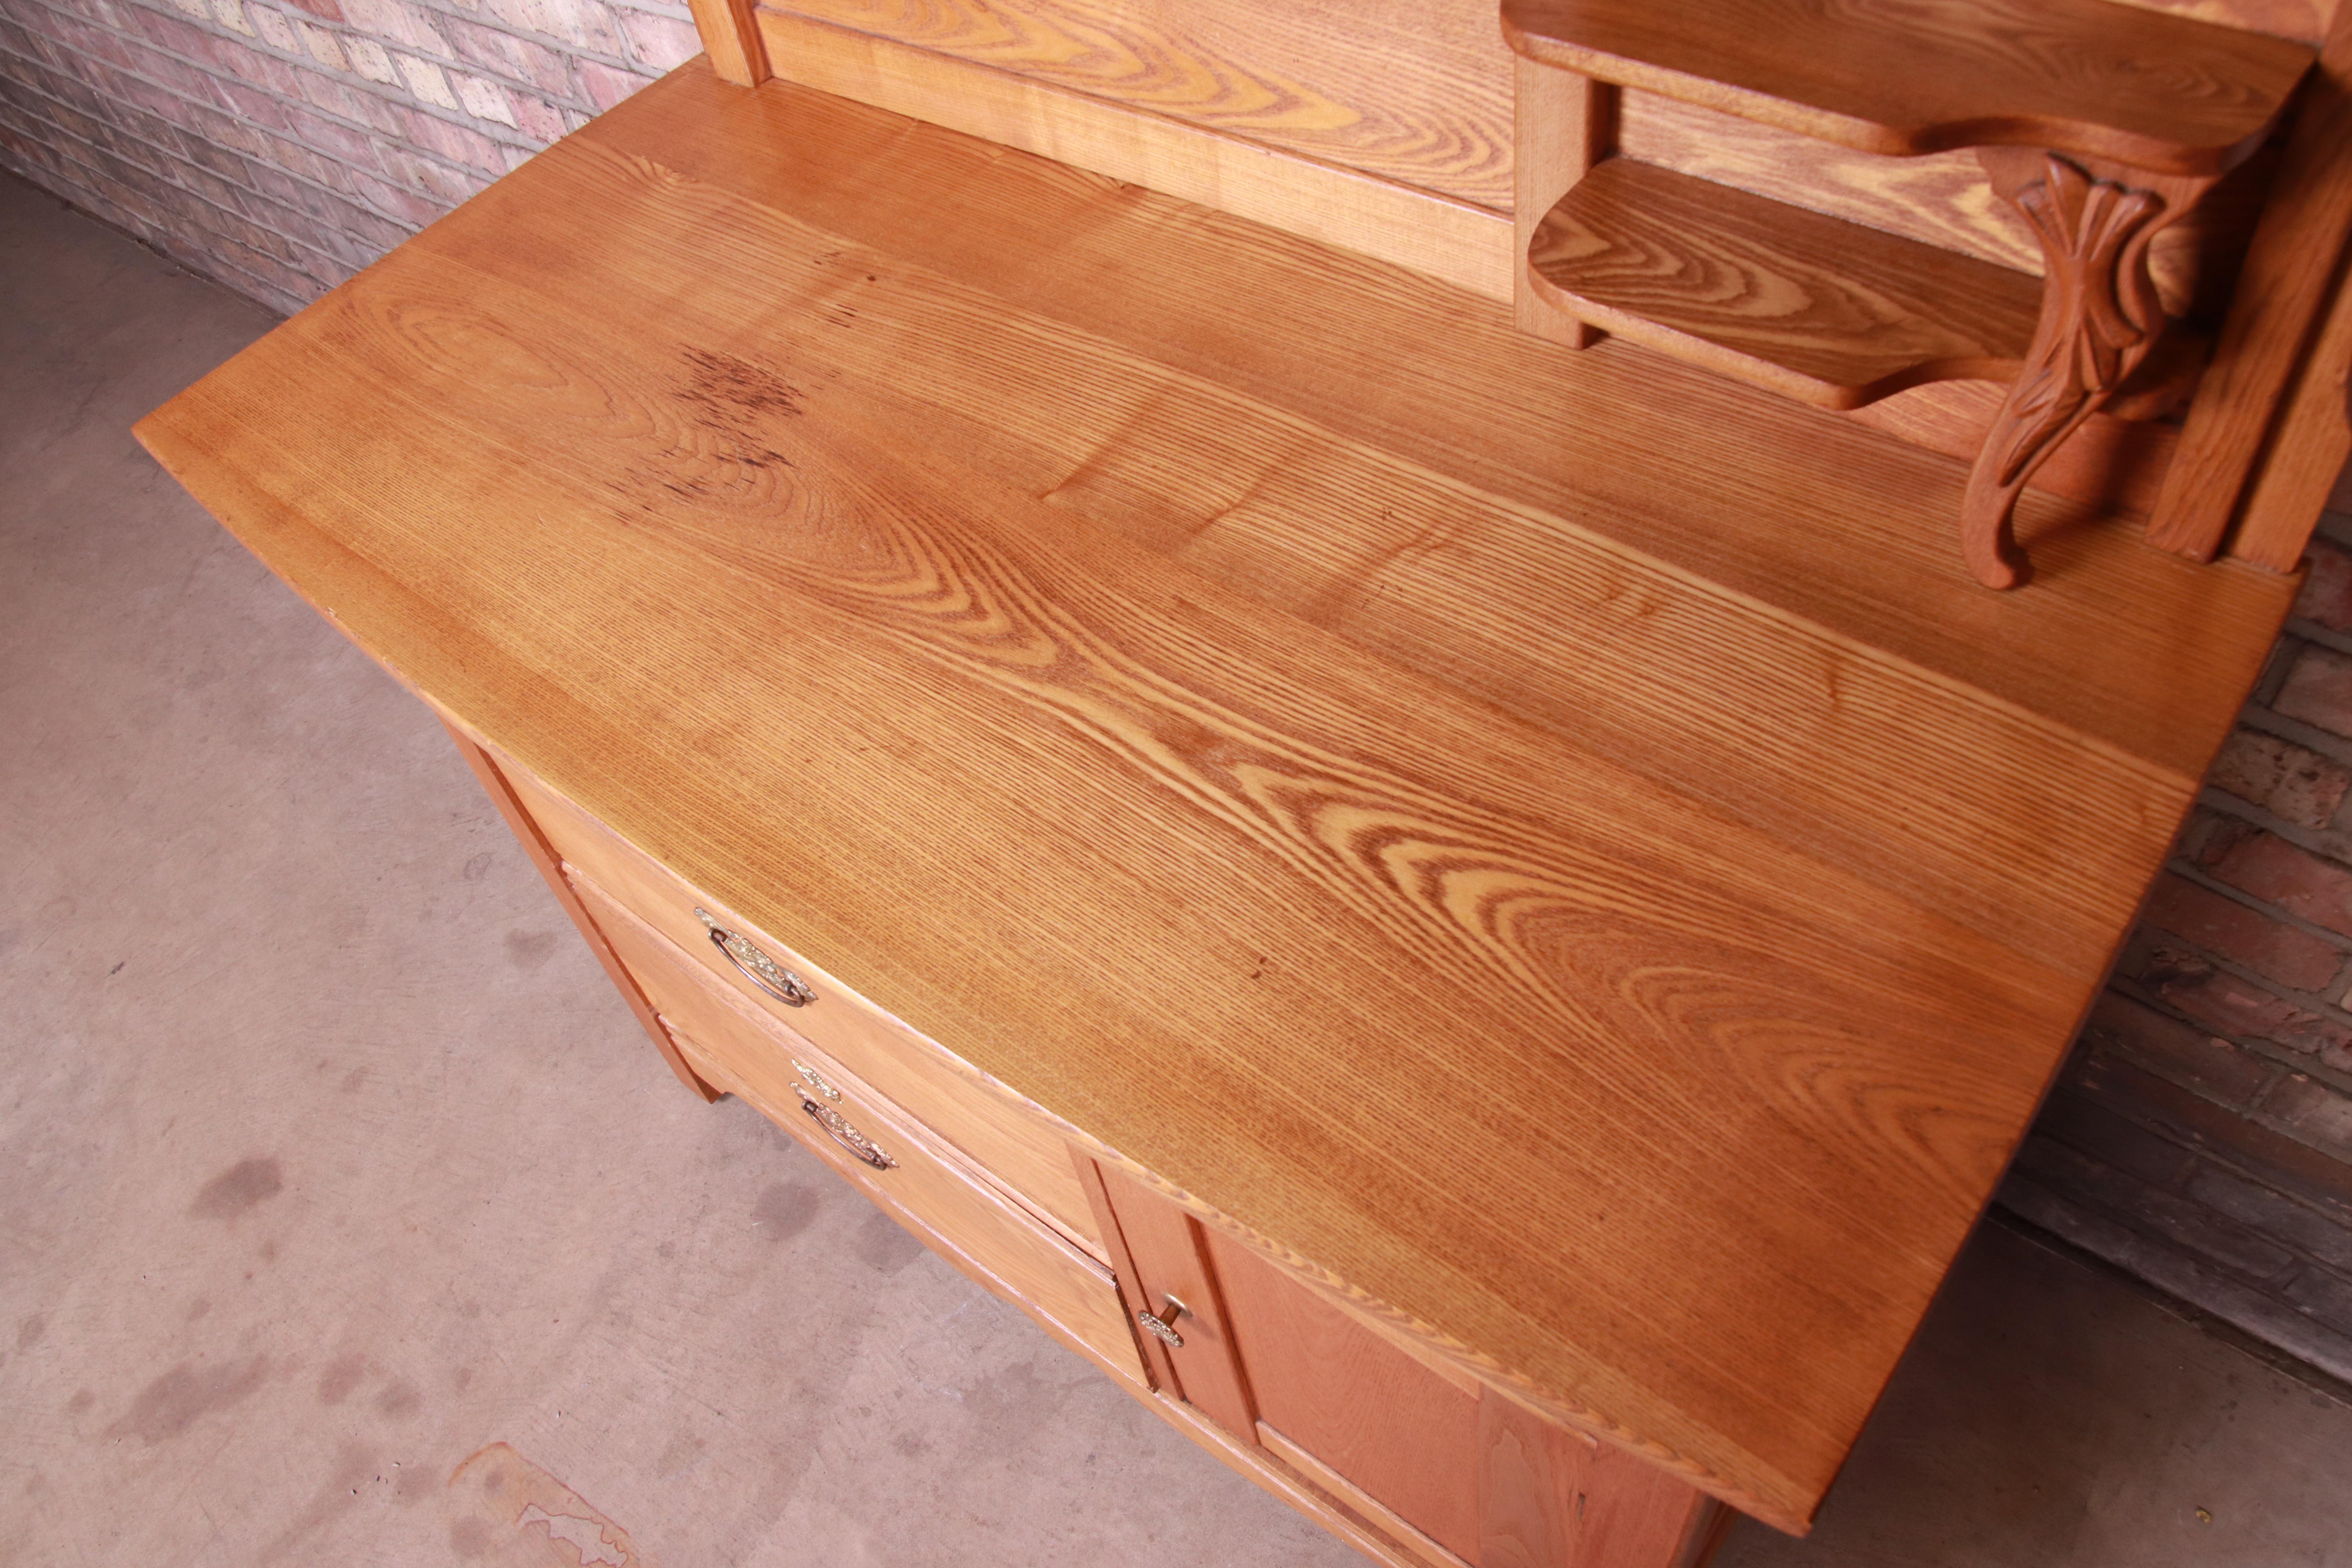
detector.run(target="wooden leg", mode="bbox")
[1515,59,1616,349]
[1962,151,2208,588]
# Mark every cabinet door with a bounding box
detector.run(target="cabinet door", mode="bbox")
[1082,1161,1727,1568]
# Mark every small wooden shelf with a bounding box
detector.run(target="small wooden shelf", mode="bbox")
[1502,0,2314,176]
[1527,157,2043,410]
[1504,0,2317,586]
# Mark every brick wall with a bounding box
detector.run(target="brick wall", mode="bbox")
[8,0,2352,1385]
[2003,514,2352,1384]
[0,0,698,314]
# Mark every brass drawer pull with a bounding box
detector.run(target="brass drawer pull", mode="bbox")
[1136,1293,1189,1350]
[798,1094,896,1170]
[791,1059,841,1102]
[696,907,815,1007]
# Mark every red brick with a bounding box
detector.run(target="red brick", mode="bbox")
[2298,538,2352,633]
[2207,730,2352,830]
[2081,988,2285,1106]
[2145,869,2337,985]
[617,7,695,71]
[2030,1092,2196,1186]
[2277,644,2352,738]
[2198,828,2352,938]
[2267,1074,2352,1163]
[393,103,506,172]
[439,14,575,95]
[281,0,345,19]
[2072,1052,2352,1212]
[502,85,566,142]
[574,57,643,112]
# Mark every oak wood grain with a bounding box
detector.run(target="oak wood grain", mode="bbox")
[750,7,1512,299]
[587,71,2288,781]
[2110,0,2339,42]
[134,66,2301,1530]
[1528,156,2043,409]
[1844,380,2177,519]
[759,0,1513,209]
[1092,1336,1446,1568]
[617,938,1145,1385]
[1504,0,2314,175]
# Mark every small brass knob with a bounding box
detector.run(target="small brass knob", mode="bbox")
[1136,1293,1189,1350]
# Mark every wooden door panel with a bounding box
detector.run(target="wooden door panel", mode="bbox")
[1480,1397,1725,1568]
[1206,1228,1483,1562]
[1080,1160,1258,1438]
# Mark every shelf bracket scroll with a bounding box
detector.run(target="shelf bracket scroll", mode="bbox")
[1962,150,2211,588]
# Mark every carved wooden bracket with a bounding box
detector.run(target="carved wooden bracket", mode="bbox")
[1961,150,2211,588]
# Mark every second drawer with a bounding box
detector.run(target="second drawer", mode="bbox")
[492,749,1102,1249]
[579,875,1145,1387]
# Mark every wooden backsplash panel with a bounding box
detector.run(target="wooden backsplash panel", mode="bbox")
[757,0,1515,209]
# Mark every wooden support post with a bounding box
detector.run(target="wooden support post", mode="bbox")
[2145,13,2352,562]
[685,0,769,87]
[1515,57,1616,349]
[2231,240,2352,569]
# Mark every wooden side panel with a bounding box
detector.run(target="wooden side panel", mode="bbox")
[1206,1229,1483,1563]
[2150,11,2352,558]
[1480,1397,1726,1568]
[439,715,719,1103]
[748,8,1514,299]
[756,0,1513,209]
[2234,245,2352,566]
[1085,1161,1257,1441]
[496,751,1104,1247]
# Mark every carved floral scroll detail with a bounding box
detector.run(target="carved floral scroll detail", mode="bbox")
[1962,151,2195,589]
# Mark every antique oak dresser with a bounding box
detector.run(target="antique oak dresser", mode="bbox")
[137,0,2352,1560]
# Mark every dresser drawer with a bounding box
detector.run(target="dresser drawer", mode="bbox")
[576,875,1145,1387]
[494,752,1100,1250]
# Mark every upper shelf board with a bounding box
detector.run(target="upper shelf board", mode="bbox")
[1502,0,2316,174]
[1528,156,2044,408]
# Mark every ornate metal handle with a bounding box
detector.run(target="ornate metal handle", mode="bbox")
[695,907,815,1007]
[1136,1293,1189,1350]
[798,1095,895,1170]
[791,1059,840,1102]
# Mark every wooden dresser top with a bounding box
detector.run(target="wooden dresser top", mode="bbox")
[136,63,2296,1533]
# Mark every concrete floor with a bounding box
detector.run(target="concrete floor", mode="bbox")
[4,168,2350,1567]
